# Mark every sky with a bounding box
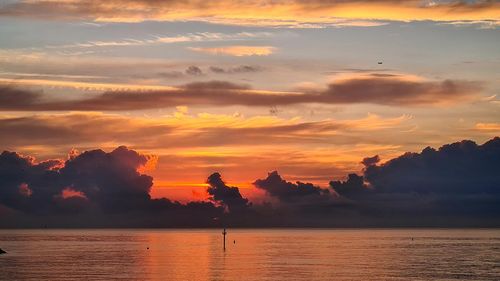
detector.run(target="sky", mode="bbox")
[0,0,499,227]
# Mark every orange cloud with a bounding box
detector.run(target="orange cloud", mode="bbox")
[138,154,159,173]
[0,0,498,26]
[475,123,500,132]
[0,77,175,91]
[0,109,422,202]
[188,46,275,56]
[61,187,87,199]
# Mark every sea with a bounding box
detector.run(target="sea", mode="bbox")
[0,229,499,280]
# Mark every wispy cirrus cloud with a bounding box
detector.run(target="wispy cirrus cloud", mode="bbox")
[440,20,500,29]
[43,32,274,49]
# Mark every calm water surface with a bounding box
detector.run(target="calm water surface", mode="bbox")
[0,229,499,281]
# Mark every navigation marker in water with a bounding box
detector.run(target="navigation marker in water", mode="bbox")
[222,228,227,251]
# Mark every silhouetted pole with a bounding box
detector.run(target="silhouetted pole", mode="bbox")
[222,228,227,251]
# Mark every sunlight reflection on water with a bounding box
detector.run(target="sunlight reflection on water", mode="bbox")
[0,229,499,281]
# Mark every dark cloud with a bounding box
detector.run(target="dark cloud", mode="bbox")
[0,150,63,213]
[309,77,481,106]
[0,86,42,109]
[58,146,155,212]
[185,66,203,76]
[361,155,380,167]
[206,172,250,212]
[254,171,331,203]
[0,146,226,226]
[0,76,482,111]
[0,146,158,213]
[252,171,347,226]
[365,138,500,196]
[329,173,371,200]
[1,137,500,227]
[209,65,263,74]
[330,137,500,225]
[0,113,174,149]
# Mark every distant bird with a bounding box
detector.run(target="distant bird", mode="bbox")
[0,248,6,254]
[378,62,383,65]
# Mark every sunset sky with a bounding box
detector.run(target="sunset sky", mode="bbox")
[0,0,499,209]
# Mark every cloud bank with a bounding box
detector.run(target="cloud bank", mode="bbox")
[0,147,225,227]
[330,137,500,225]
[0,75,482,111]
[1,137,499,227]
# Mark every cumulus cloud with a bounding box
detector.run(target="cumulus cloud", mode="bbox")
[254,171,331,203]
[206,172,251,212]
[0,75,482,111]
[0,146,158,213]
[364,138,500,196]
[329,173,371,200]
[330,137,500,224]
[0,150,63,213]
[361,155,380,167]
[0,146,226,226]
[58,146,156,211]
[1,137,500,227]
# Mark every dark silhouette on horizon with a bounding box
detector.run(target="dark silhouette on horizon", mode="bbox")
[0,137,499,228]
